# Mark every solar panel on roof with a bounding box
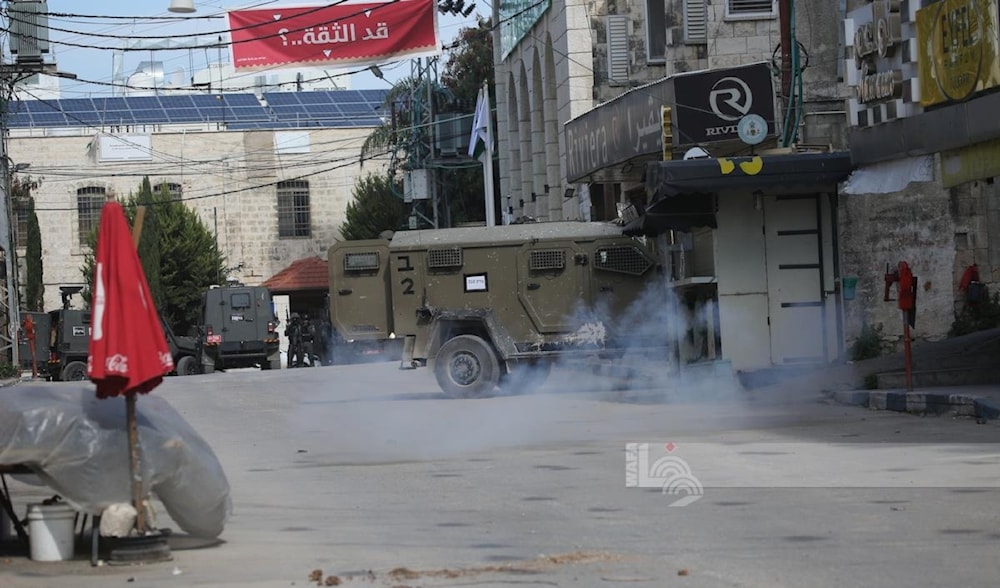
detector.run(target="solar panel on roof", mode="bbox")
[228,106,269,121]
[126,96,163,110]
[93,97,127,110]
[133,110,164,123]
[60,99,95,112]
[222,94,261,106]
[25,101,60,112]
[32,113,68,124]
[297,92,332,104]
[103,111,136,124]
[338,103,374,115]
[262,92,301,105]
[159,95,195,108]
[165,108,204,123]
[66,111,103,125]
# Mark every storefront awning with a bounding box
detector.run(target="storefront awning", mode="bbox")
[632,152,854,233]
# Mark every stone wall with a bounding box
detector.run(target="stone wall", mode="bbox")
[839,170,959,353]
[8,127,380,313]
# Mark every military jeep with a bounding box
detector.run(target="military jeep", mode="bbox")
[328,221,667,397]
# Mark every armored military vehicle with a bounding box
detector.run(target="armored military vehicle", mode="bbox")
[45,286,205,381]
[200,283,281,371]
[328,221,667,397]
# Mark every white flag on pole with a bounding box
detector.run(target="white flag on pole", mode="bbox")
[468,86,491,159]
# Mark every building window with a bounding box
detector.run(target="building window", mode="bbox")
[14,198,29,247]
[645,1,665,62]
[77,186,106,246]
[277,180,311,238]
[726,0,776,19]
[158,182,183,201]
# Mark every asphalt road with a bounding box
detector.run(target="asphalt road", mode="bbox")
[2,362,999,587]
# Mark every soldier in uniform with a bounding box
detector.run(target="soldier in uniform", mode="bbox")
[301,314,316,367]
[285,312,303,368]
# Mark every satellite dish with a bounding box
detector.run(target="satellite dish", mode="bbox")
[683,146,712,160]
[737,114,768,146]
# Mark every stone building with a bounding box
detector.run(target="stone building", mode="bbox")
[840,0,1000,351]
[6,90,387,313]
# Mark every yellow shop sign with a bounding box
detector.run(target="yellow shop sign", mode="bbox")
[917,0,1000,106]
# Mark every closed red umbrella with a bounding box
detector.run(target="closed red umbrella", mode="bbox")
[88,201,174,535]
[88,202,174,397]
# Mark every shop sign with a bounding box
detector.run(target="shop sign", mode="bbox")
[847,0,904,105]
[672,62,776,145]
[916,0,1000,106]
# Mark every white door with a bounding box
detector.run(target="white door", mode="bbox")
[763,195,828,365]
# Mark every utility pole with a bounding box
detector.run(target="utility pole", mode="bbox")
[1,1,73,368]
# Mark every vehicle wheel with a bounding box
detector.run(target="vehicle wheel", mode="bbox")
[433,335,500,398]
[61,361,88,382]
[499,360,552,395]
[176,355,199,376]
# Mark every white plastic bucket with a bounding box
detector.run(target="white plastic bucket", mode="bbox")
[27,503,76,561]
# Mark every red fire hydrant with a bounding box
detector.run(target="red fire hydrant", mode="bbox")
[884,261,917,391]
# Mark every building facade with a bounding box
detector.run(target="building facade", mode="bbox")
[491,1,855,373]
[6,91,387,313]
[841,0,1000,350]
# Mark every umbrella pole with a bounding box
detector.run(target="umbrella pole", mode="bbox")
[129,207,147,534]
[126,392,146,533]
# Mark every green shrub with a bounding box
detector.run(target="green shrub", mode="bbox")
[949,290,1000,337]
[851,323,884,361]
[0,361,20,379]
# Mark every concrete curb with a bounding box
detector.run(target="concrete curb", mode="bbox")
[831,389,999,420]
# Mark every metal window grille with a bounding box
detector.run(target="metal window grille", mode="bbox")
[727,0,775,17]
[428,247,463,268]
[77,186,106,246]
[158,182,183,201]
[530,249,566,271]
[14,198,29,246]
[231,293,252,309]
[594,246,654,276]
[606,15,630,83]
[277,180,311,238]
[685,0,708,42]
[344,251,379,272]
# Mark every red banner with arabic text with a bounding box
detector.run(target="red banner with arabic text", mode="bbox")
[227,0,439,71]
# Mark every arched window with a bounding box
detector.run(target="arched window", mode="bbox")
[277,180,311,237]
[77,186,106,246]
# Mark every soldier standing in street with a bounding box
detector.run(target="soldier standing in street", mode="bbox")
[285,313,303,368]
[301,315,316,367]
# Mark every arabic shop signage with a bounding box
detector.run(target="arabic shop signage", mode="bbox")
[227,0,439,71]
[499,0,551,60]
[847,0,904,105]
[916,0,1000,106]
[564,79,672,183]
[672,62,777,145]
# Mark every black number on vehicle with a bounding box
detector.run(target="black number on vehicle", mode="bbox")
[401,277,415,295]
[397,255,414,272]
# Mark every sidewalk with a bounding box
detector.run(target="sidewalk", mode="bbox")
[828,384,1000,420]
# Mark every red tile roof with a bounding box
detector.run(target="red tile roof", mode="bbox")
[262,256,328,292]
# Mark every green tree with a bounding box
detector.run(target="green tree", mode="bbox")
[340,173,408,240]
[439,18,494,225]
[13,177,44,311]
[441,18,494,105]
[80,179,226,335]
